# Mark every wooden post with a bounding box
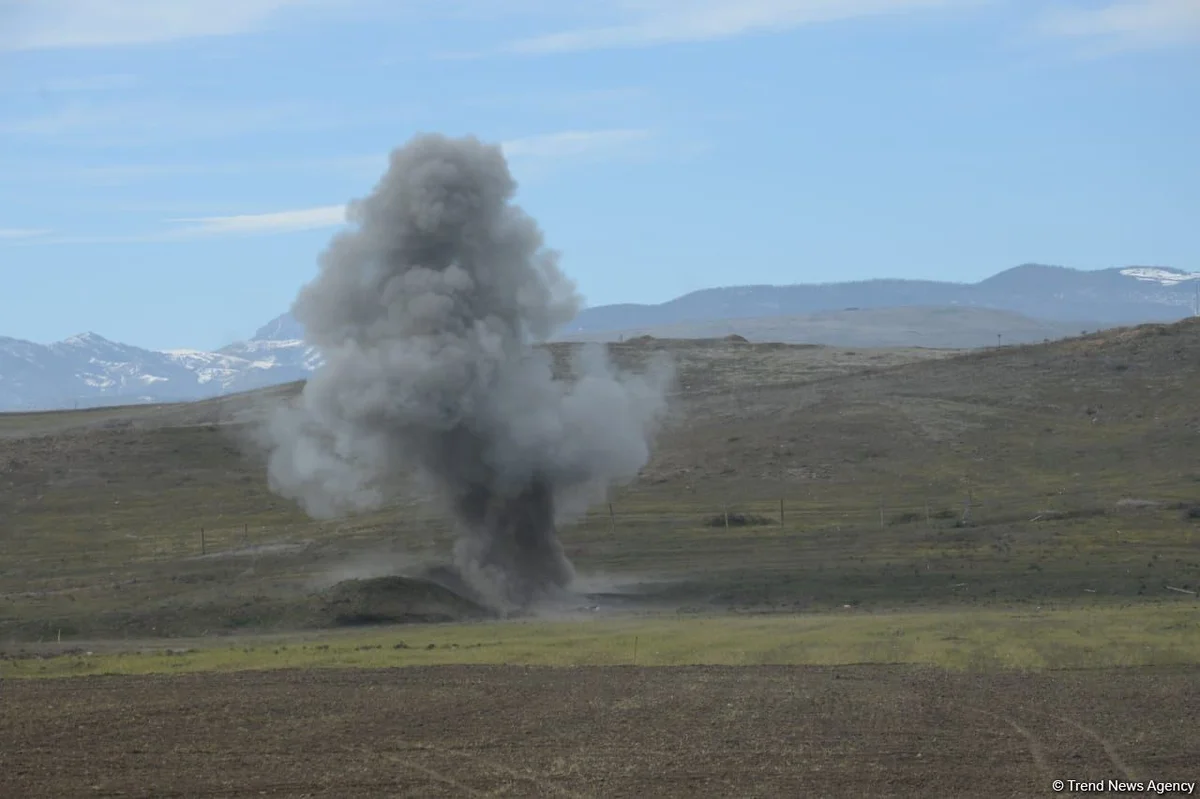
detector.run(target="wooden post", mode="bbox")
[879,497,885,530]
[633,636,639,665]
[780,498,785,527]
[724,506,730,531]
[925,499,931,528]
[608,503,616,535]
[201,527,206,555]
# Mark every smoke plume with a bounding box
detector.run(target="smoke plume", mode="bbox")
[263,133,672,611]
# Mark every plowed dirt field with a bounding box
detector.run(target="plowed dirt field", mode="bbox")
[3,664,1196,797]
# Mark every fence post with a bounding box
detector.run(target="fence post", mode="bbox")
[879,497,885,530]
[200,527,206,555]
[925,499,931,528]
[608,503,616,535]
[724,506,730,531]
[780,497,785,527]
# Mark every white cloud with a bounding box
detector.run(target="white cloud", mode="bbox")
[496,0,974,55]
[0,73,138,94]
[1037,0,1200,51]
[500,128,654,160]
[0,0,982,57]
[0,227,50,239]
[4,129,655,188]
[5,128,658,244]
[38,73,140,92]
[165,205,348,238]
[0,0,330,51]
[0,100,313,141]
[157,130,653,236]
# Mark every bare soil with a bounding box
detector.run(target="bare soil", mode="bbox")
[2,664,1196,798]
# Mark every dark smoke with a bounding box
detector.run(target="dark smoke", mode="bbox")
[263,133,672,612]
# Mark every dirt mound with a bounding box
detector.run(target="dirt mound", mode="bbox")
[316,574,496,627]
[723,334,749,343]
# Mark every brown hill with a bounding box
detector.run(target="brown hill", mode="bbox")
[2,322,1198,640]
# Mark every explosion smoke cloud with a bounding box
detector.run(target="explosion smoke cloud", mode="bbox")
[263,133,672,611]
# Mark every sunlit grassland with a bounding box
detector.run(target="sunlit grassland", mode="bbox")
[5,328,1200,643]
[5,603,1198,679]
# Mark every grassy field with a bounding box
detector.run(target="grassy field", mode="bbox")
[5,325,1200,797]
[5,603,1199,678]
[3,322,1200,643]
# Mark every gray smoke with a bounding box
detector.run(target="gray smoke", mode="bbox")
[263,133,672,612]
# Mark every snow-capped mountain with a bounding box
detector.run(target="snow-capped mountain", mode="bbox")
[1,263,1197,412]
[0,329,319,412]
[1119,267,1200,286]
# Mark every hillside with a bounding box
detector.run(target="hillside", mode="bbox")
[2,322,1200,641]
[556,306,1098,348]
[5,262,1198,412]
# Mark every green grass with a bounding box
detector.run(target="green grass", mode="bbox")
[5,325,1200,642]
[3,482,1199,641]
[5,604,1198,679]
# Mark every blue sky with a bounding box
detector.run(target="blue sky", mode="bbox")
[0,0,1197,351]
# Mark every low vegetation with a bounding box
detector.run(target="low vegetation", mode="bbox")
[4,604,1197,678]
[2,321,1200,649]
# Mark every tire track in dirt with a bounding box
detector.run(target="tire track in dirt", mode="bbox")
[972,701,1136,783]
[965,706,1052,781]
[1028,709,1136,781]
[433,745,592,799]
[385,752,490,797]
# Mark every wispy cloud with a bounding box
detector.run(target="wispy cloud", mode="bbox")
[0,0,327,51]
[165,205,348,238]
[6,128,658,244]
[37,73,140,93]
[2,129,655,188]
[0,227,51,240]
[465,86,652,118]
[0,99,342,144]
[0,73,139,94]
[500,128,654,160]
[493,0,974,55]
[4,206,348,246]
[0,155,387,187]
[1037,0,1200,51]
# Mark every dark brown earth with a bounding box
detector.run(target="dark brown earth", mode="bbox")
[3,664,1196,798]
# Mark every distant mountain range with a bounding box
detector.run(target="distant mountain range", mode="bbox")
[557,264,1200,334]
[0,324,321,412]
[1,263,1196,411]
